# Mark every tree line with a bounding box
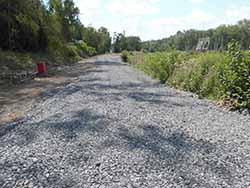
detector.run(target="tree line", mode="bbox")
[0,0,144,60]
[142,19,250,52]
[112,32,142,52]
[0,0,111,61]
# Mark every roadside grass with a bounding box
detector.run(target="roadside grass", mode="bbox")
[127,46,249,110]
[168,52,227,100]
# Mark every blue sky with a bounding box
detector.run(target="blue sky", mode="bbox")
[74,0,250,41]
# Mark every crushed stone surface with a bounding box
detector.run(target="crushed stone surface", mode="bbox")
[0,54,250,188]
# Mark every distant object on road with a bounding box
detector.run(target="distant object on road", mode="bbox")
[37,62,47,75]
[196,37,210,51]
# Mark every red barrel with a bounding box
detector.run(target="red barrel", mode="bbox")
[37,62,46,74]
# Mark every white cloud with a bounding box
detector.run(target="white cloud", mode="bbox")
[75,0,160,38]
[185,9,215,24]
[226,5,250,22]
[103,0,161,38]
[74,0,102,25]
[106,0,160,16]
[96,17,143,37]
[144,9,217,40]
[189,0,206,4]
[74,1,250,41]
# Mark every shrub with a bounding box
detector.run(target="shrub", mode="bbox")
[85,46,97,56]
[48,41,82,63]
[0,51,33,70]
[65,43,79,57]
[128,52,144,65]
[169,52,226,99]
[220,40,250,108]
[76,41,97,56]
[129,48,249,109]
[131,51,226,100]
[47,37,66,64]
[135,50,183,83]
[121,50,129,62]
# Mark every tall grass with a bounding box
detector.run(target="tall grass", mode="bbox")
[135,51,181,83]
[169,52,227,100]
[129,47,249,109]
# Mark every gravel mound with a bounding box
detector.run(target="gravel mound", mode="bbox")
[0,54,250,188]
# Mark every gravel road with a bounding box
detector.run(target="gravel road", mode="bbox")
[0,54,250,188]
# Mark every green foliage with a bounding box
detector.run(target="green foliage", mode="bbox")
[76,42,97,56]
[121,51,129,62]
[136,51,183,83]
[220,40,250,108]
[127,52,144,65]
[126,36,142,51]
[0,0,112,67]
[142,19,250,52]
[113,33,142,53]
[131,48,249,109]
[64,43,81,62]
[169,52,227,99]
[0,51,33,70]
[0,0,47,51]
[82,26,111,54]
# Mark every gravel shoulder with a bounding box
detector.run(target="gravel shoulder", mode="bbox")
[0,57,97,126]
[0,54,250,188]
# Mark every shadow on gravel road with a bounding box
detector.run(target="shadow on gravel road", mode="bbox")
[0,110,108,146]
[0,107,235,186]
[94,61,127,66]
[48,81,192,108]
[0,58,237,187]
[45,110,108,141]
[117,125,234,186]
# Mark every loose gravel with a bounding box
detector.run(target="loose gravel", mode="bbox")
[0,54,250,188]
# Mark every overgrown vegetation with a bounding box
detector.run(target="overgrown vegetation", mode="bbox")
[0,0,111,70]
[128,41,250,109]
[221,41,250,108]
[0,51,34,71]
[121,51,129,62]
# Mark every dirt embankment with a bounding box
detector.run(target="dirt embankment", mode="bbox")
[0,58,97,126]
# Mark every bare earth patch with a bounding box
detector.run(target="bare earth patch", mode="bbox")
[0,57,97,126]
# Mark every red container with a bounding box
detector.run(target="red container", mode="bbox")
[37,62,46,74]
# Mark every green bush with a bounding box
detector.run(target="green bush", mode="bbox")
[130,51,226,100]
[76,41,97,56]
[129,46,249,109]
[121,50,129,62]
[47,40,81,63]
[0,51,33,70]
[47,37,66,64]
[169,52,227,99]
[136,50,184,83]
[65,43,81,60]
[220,41,250,108]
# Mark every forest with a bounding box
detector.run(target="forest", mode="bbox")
[0,0,141,70]
[142,20,250,52]
[0,0,112,64]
